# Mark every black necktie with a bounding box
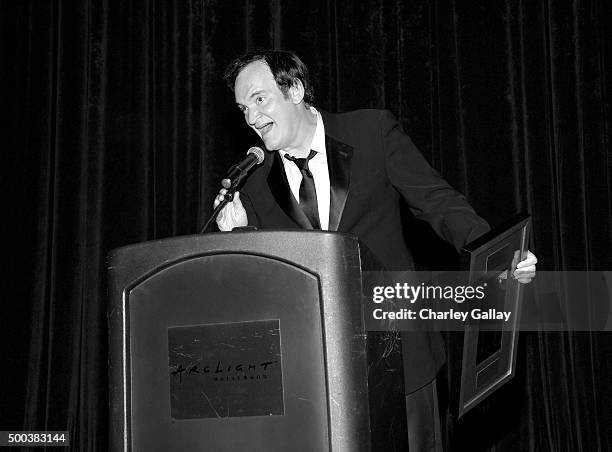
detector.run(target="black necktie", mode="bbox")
[285,150,320,229]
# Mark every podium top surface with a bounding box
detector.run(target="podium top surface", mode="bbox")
[107,230,362,288]
[109,230,356,258]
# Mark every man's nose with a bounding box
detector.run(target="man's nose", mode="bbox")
[246,107,259,126]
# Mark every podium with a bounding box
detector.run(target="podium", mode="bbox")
[108,231,371,451]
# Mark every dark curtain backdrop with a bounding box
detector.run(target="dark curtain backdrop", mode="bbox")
[2,0,611,450]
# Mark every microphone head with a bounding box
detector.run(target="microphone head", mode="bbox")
[247,146,265,164]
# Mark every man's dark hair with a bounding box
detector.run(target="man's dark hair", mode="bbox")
[224,50,314,105]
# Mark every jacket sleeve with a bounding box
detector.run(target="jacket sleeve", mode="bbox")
[380,110,490,251]
[239,188,261,228]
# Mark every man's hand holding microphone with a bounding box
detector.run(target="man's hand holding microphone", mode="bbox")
[208,146,264,232]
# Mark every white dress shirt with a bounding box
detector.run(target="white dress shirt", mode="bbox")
[278,107,330,230]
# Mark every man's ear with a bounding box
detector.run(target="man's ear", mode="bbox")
[288,79,305,104]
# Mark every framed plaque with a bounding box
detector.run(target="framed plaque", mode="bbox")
[450,213,531,418]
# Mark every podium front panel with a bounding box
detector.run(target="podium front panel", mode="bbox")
[108,232,370,452]
[129,254,328,451]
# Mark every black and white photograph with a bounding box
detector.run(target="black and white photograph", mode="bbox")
[2,1,611,450]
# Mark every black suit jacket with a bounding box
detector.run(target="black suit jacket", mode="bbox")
[240,109,489,271]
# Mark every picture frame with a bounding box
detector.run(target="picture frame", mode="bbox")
[449,213,531,418]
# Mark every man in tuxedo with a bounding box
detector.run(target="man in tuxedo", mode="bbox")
[214,50,536,451]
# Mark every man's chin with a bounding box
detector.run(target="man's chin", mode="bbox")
[261,138,279,152]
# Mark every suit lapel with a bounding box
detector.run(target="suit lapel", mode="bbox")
[326,135,353,231]
[267,152,314,229]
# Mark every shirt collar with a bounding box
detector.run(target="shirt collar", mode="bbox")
[309,107,326,155]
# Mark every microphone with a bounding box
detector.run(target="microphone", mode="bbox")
[221,147,265,189]
[199,146,264,234]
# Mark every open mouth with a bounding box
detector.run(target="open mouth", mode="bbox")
[257,122,273,134]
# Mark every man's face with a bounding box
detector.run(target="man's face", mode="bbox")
[234,60,303,152]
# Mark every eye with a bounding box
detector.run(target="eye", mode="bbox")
[256,96,265,104]
[237,105,247,114]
